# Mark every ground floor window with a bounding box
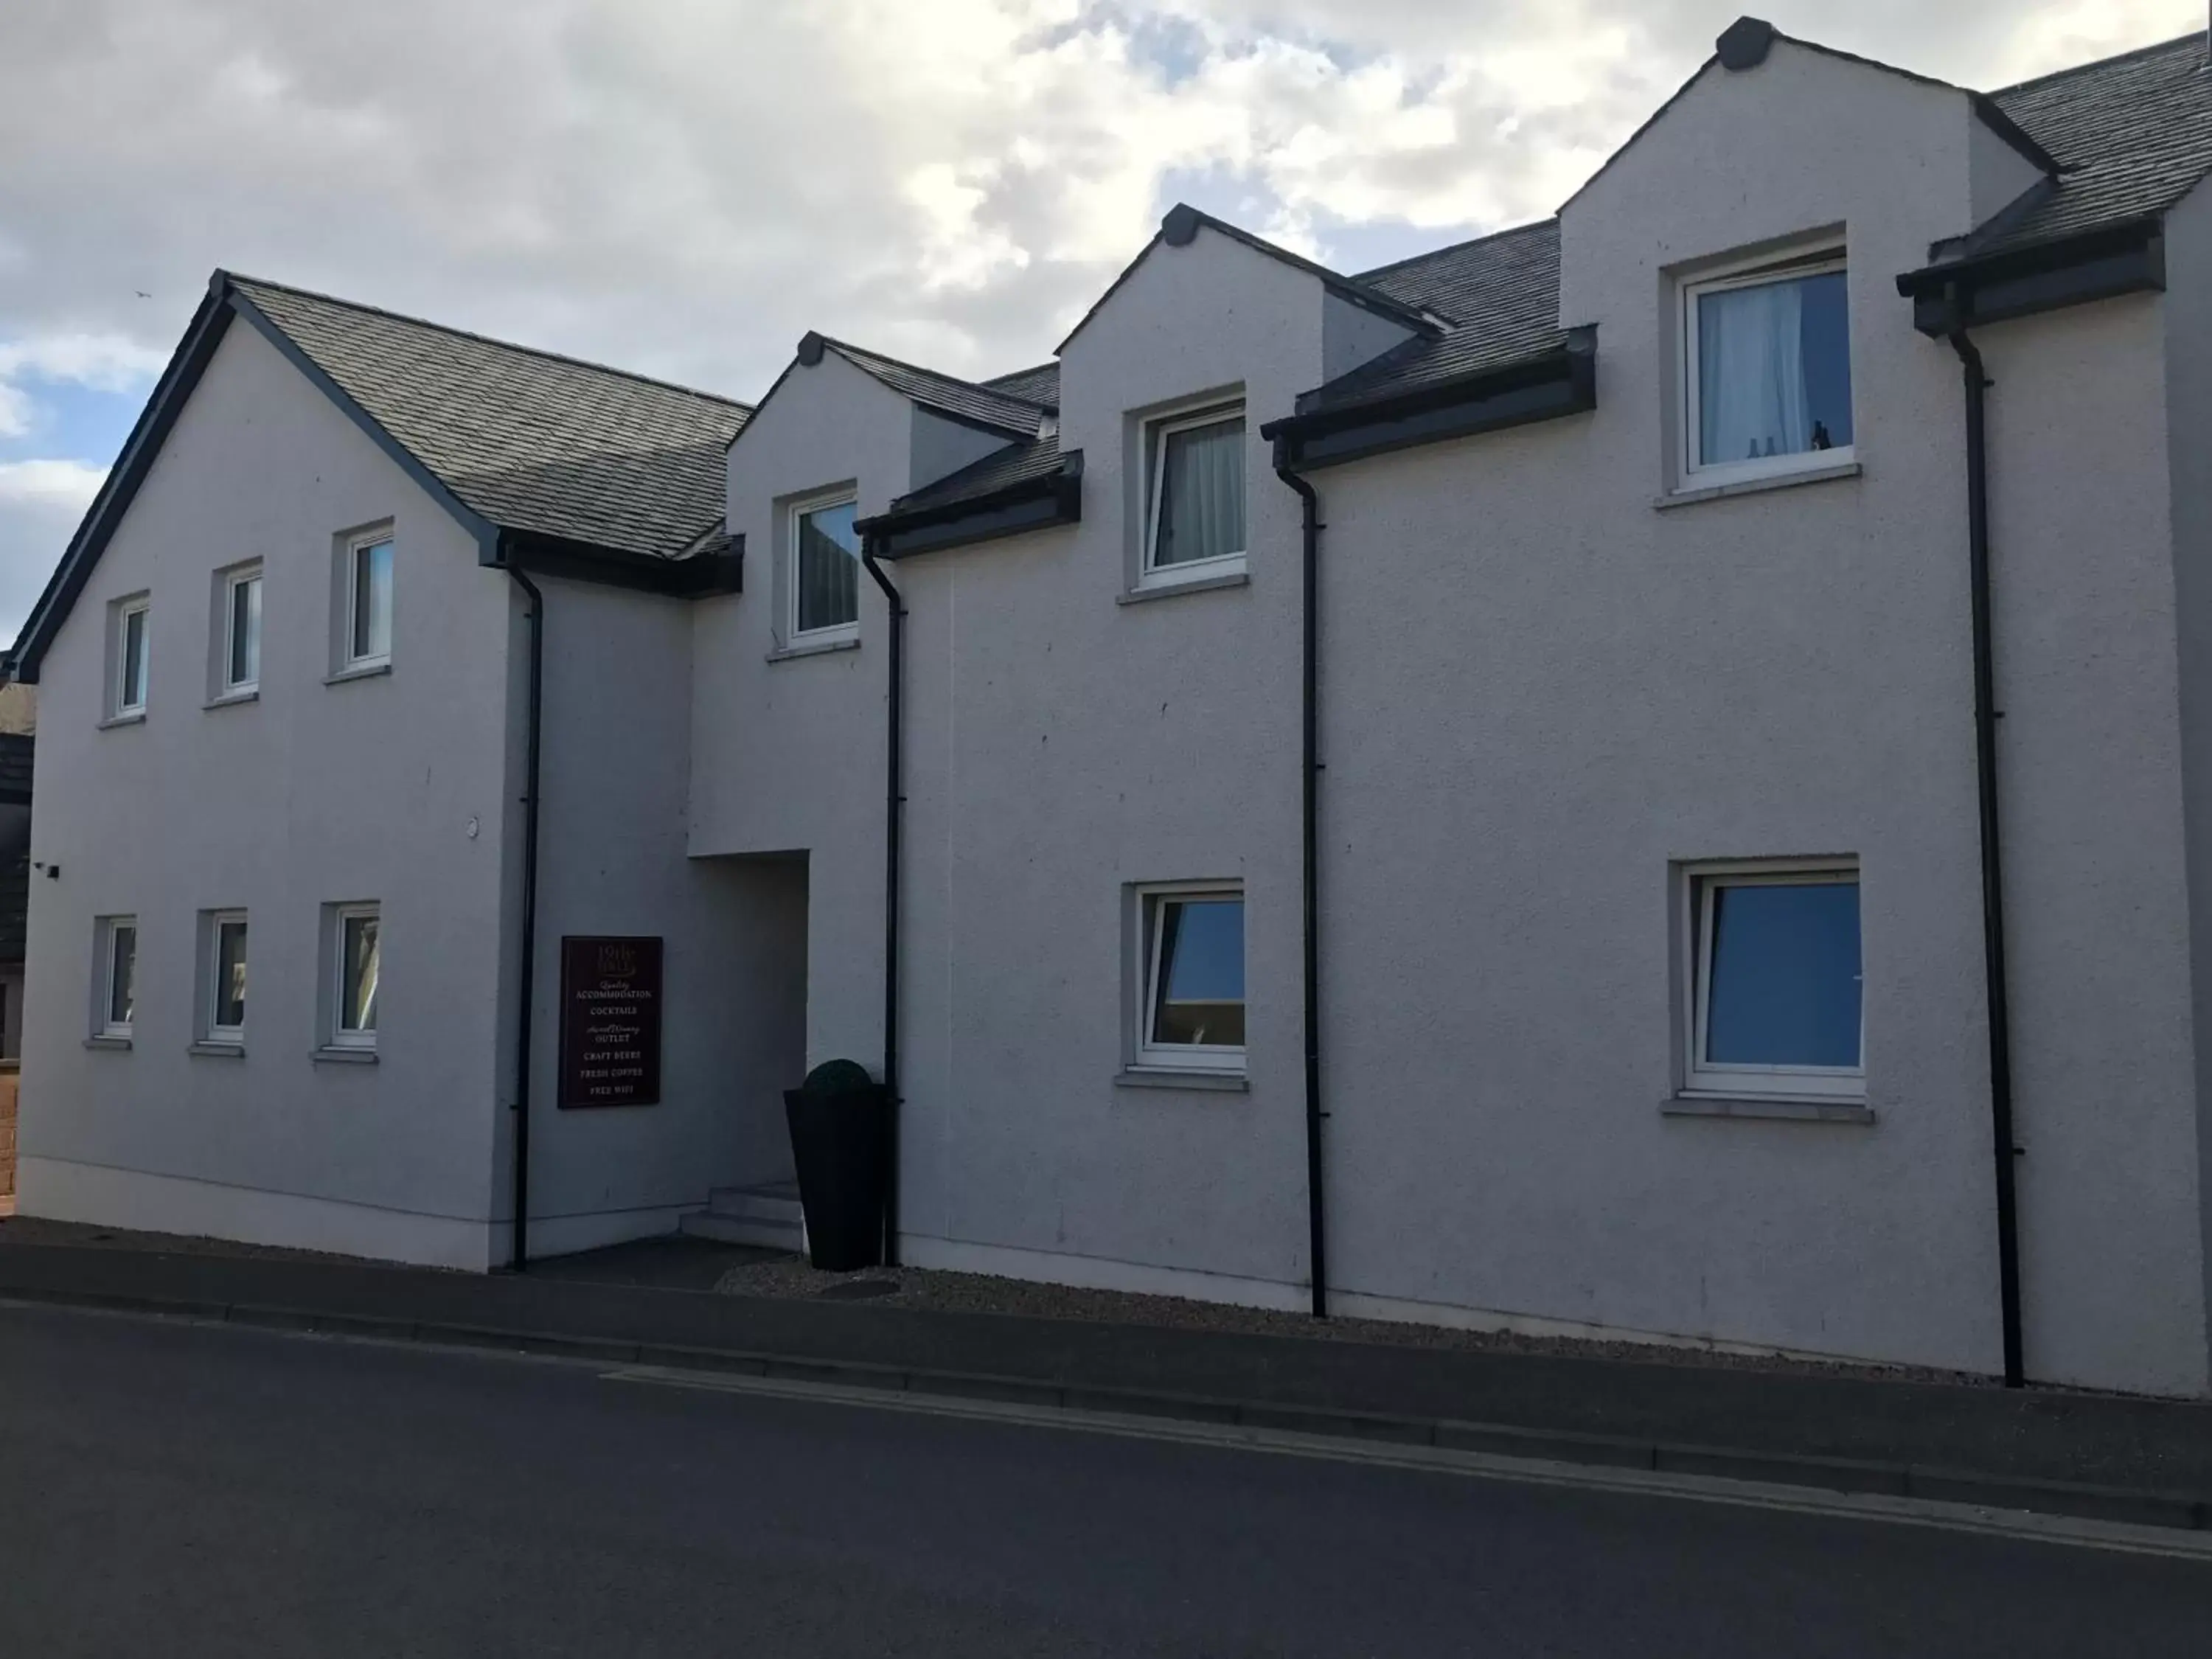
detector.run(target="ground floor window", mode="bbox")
[203,911,248,1043]
[95,916,137,1038]
[1134,883,1245,1072]
[1685,859,1861,1099]
[330,902,380,1049]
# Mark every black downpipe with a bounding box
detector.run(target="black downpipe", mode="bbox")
[1276,463,1329,1319]
[1946,317,2026,1389]
[505,562,546,1273]
[860,540,904,1266]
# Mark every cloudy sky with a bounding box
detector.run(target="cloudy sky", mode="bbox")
[0,0,2198,639]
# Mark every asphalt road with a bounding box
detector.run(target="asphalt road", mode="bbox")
[1,1303,2208,1657]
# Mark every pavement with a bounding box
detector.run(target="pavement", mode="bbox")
[2,1299,2208,1658]
[1,1225,2211,1531]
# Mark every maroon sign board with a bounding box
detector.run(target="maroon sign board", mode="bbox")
[558,936,663,1109]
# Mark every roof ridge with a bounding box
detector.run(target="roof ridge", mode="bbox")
[1988,27,2207,100]
[219,271,754,413]
[820,333,1052,411]
[980,360,1058,391]
[1351,216,1557,283]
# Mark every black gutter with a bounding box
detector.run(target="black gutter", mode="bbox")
[858,453,1084,560]
[858,538,905,1267]
[1273,459,1330,1320]
[495,529,742,598]
[1898,220,2165,335]
[501,559,547,1273]
[1941,314,2026,1389]
[1262,330,1596,473]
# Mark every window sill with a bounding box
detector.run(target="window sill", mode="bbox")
[1655,460,1862,511]
[1115,1067,1250,1093]
[204,689,259,710]
[97,711,147,731]
[84,1034,133,1051]
[1661,1093,1874,1124]
[324,661,392,686]
[312,1045,378,1065]
[767,635,861,664]
[1119,568,1250,606]
[188,1040,246,1059]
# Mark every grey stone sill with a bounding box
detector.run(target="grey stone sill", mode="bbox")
[324,661,392,686]
[767,635,861,664]
[1662,1093,1874,1124]
[1115,1068,1250,1093]
[97,711,147,731]
[1118,570,1250,605]
[204,688,259,710]
[312,1045,378,1065]
[188,1040,246,1059]
[1655,459,1862,511]
[83,1034,133,1051]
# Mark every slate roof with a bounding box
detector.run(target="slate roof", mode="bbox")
[980,361,1061,407]
[229,276,751,560]
[1293,220,1568,413]
[1976,31,2212,254]
[883,434,1069,515]
[0,734,30,807]
[818,336,1051,437]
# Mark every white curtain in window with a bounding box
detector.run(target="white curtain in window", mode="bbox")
[1698,280,1810,465]
[1158,419,1245,566]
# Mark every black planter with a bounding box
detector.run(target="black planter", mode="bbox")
[783,1066,891,1272]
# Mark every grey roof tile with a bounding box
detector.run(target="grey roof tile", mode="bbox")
[229,276,751,559]
[1979,31,2212,252]
[1295,220,1566,413]
[980,361,1060,406]
[820,337,1051,435]
[886,435,1068,515]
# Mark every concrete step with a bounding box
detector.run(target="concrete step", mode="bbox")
[678,1180,804,1252]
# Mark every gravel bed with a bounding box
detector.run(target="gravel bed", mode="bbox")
[713,1255,1985,1385]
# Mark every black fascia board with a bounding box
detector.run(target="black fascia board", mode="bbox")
[486,528,743,597]
[857,453,1083,560]
[1897,219,2166,335]
[1262,333,1597,473]
[6,285,236,683]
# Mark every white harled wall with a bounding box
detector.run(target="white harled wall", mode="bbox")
[16,320,515,1267]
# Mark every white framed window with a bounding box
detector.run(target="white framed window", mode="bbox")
[787,490,860,644]
[330,902,380,1049]
[344,532,394,669]
[203,911,248,1043]
[1683,860,1863,1100]
[95,915,137,1038]
[221,565,262,694]
[111,596,150,718]
[1142,403,1246,586]
[1134,883,1245,1073]
[1680,246,1853,490]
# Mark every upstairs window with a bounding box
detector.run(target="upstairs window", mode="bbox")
[222,565,262,695]
[1682,250,1852,488]
[1135,883,1245,1073]
[790,492,860,644]
[111,596,150,720]
[1143,404,1245,585]
[345,532,393,669]
[1685,860,1863,1099]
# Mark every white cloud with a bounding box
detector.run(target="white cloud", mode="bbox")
[0,459,108,507]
